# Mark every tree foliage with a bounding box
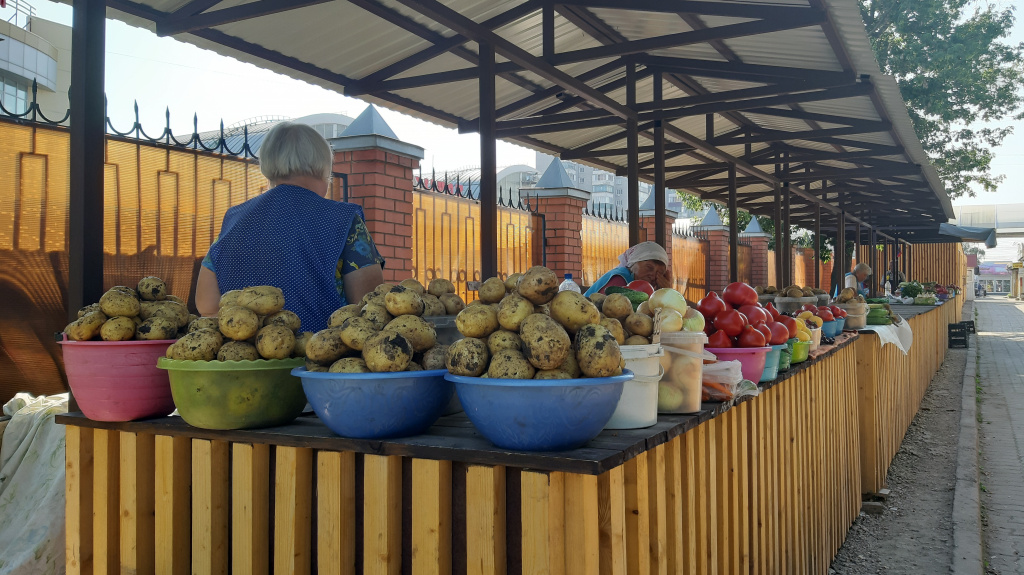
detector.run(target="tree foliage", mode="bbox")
[860,0,1024,198]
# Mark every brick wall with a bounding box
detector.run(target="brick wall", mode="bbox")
[534,195,588,281]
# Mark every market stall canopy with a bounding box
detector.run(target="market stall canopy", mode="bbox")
[938,223,997,249]
[77,0,953,234]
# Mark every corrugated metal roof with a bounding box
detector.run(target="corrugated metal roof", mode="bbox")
[82,0,953,238]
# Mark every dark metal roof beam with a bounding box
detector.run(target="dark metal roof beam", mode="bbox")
[638,149,699,169]
[559,142,693,161]
[749,147,903,164]
[642,55,854,85]
[492,59,626,120]
[650,82,873,120]
[711,124,891,146]
[495,117,626,138]
[556,0,823,20]
[156,0,332,35]
[742,107,891,129]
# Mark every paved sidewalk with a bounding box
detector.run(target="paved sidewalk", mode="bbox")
[975,298,1024,574]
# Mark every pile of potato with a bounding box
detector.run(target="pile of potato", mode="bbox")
[165,285,308,362]
[64,277,192,342]
[303,278,461,373]
[445,266,625,380]
[584,292,657,346]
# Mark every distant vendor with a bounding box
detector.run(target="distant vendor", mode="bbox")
[837,262,872,298]
[584,241,673,297]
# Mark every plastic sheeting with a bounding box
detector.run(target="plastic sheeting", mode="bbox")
[939,223,997,249]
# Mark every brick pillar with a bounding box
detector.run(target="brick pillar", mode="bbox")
[639,207,679,266]
[703,226,730,293]
[744,233,770,288]
[533,194,587,282]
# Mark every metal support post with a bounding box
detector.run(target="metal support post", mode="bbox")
[627,62,640,245]
[654,72,666,248]
[728,164,738,283]
[479,42,498,279]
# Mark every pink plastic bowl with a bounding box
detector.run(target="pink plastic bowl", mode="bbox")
[705,346,772,383]
[59,338,177,421]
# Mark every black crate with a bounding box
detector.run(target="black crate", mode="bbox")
[948,323,969,349]
[960,320,976,334]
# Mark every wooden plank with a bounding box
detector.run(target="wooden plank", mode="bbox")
[624,454,650,575]
[155,435,191,575]
[192,439,229,575]
[232,443,270,575]
[411,458,453,575]
[663,437,685,575]
[120,431,155,575]
[679,432,698,575]
[856,335,881,493]
[646,444,668,575]
[703,421,718,574]
[597,465,627,575]
[714,416,731,574]
[274,446,313,575]
[521,470,566,575]
[364,454,403,575]
[317,451,357,575]
[564,473,600,575]
[465,465,506,575]
[66,425,93,575]
[93,428,120,574]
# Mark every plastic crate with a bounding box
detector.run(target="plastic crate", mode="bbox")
[948,323,969,349]
[960,320,976,334]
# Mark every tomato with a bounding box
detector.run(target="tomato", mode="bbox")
[764,302,782,320]
[712,309,747,337]
[697,292,727,320]
[766,322,791,345]
[707,330,734,348]
[722,282,758,307]
[755,323,772,343]
[738,325,767,348]
[816,309,835,322]
[739,305,769,326]
[777,316,799,339]
[801,304,819,313]
[829,305,843,316]
[626,280,655,297]
[836,309,848,318]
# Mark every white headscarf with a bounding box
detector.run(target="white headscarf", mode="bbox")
[618,241,669,269]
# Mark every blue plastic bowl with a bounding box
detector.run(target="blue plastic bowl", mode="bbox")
[293,368,453,439]
[445,371,631,452]
[760,344,787,383]
[835,317,846,332]
[821,320,840,338]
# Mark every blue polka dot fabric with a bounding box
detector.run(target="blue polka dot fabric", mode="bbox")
[205,184,368,332]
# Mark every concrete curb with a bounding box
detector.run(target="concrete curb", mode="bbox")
[951,333,983,575]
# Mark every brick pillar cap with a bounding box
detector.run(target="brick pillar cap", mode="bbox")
[522,187,591,201]
[694,225,728,232]
[330,134,424,160]
[741,232,771,239]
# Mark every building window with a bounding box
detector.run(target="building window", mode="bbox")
[0,72,30,115]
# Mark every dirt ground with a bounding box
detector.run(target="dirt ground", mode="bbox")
[829,341,969,574]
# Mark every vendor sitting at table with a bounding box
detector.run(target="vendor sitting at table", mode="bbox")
[194,122,385,331]
[836,262,872,298]
[584,241,673,296]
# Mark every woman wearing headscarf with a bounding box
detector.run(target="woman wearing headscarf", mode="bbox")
[584,241,673,297]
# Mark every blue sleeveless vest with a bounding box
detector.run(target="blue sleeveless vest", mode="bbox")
[584,266,634,297]
[208,184,363,332]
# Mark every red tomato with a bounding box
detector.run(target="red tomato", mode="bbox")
[755,323,772,343]
[712,309,747,337]
[816,309,835,322]
[829,305,843,316]
[836,309,848,318]
[722,282,758,307]
[626,280,655,296]
[707,330,734,348]
[739,305,769,326]
[766,322,791,345]
[697,292,727,321]
[738,325,767,348]
[764,302,782,320]
[778,316,799,339]
[801,304,819,313]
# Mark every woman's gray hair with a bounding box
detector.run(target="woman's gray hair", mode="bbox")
[854,262,872,276]
[259,122,333,183]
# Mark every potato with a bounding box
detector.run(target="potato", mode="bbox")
[137,276,167,301]
[519,314,572,370]
[168,329,223,361]
[383,315,436,352]
[255,325,295,360]
[165,295,186,306]
[338,317,379,351]
[504,273,524,293]
[550,291,600,333]
[329,357,371,373]
[497,293,533,332]
[218,306,260,341]
[219,289,242,308]
[427,278,456,297]
[101,317,136,341]
[305,358,329,372]
[141,300,189,328]
[77,303,101,319]
[110,285,138,298]
[421,294,446,317]
[486,349,536,379]
[131,315,144,327]
[261,310,299,331]
[601,318,626,345]
[558,351,582,378]
[189,317,220,333]
[624,313,654,338]
[99,289,141,318]
[479,277,506,304]
[421,345,449,370]
[445,338,489,377]
[574,324,624,377]
[218,341,261,361]
[625,335,650,345]
[237,286,285,315]
[440,293,466,315]
[293,331,313,357]
[601,294,633,321]
[362,292,386,308]
[328,304,362,328]
[487,330,523,355]
[384,286,425,317]
[535,304,551,316]
[399,278,426,294]
[517,266,559,305]
[362,332,413,372]
[136,317,177,340]
[534,370,572,380]
[306,328,351,366]
[588,293,607,311]
[455,305,500,339]
[360,303,393,331]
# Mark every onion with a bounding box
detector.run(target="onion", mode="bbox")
[659,309,684,332]
[648,288,688,315]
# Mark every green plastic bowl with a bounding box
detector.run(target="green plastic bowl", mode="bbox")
[790,341,811,364]
[157,357,306,430]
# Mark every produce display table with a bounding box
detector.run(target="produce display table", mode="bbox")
[59,335,864,575]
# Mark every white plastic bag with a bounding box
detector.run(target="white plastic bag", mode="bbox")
[702,360,743,385]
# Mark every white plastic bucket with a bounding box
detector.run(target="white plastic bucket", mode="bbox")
[809,326,822,352]
[605,366,664,429]
[620,343,664,377]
